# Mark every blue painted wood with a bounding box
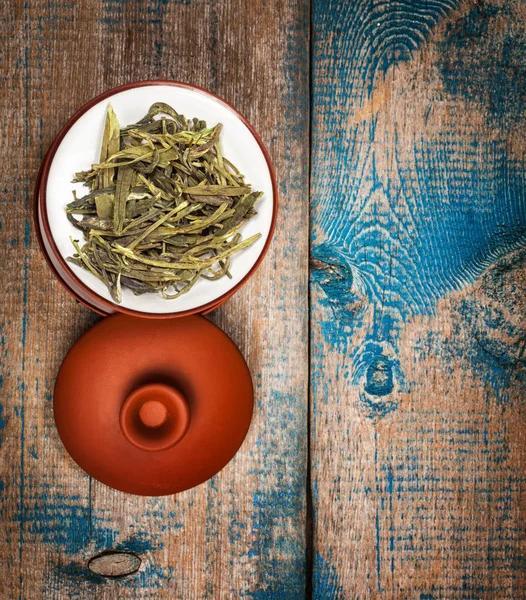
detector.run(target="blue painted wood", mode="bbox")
[6,0,525,596]
[311,0,526,597]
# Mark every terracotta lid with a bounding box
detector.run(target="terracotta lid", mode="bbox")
[54,314,253,495]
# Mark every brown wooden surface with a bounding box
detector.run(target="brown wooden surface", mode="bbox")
[1,0,526,598]
[0,0,309,598]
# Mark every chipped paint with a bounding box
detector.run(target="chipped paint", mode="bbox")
[311,0,526,421]
[313,552,343,600]
[0,403,5,447]
[438,3,526,125]
[15,488,118,556]
[311,0,526,597]
[243,392,307,599]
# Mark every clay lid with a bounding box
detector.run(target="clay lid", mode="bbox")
[54,314,253,495]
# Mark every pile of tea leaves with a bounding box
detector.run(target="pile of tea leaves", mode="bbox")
[66,103,262,303]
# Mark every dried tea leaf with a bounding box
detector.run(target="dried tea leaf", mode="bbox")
[126,202,189,251]
[66,103,264,302]
[182,184,251,197]
[95,193,115,219]
[188,194,232,207]
[98,106,121,189]
[113,166,134,234]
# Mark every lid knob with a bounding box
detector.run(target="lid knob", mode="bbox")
[119,383,190,452]
[139,400,169,428]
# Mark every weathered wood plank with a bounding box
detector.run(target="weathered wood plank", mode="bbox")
[0,1,309,598]
[310,0,526,598]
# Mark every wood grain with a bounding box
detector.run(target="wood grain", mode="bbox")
[310,0,526,598]
[0,1,309,598]
[3,0,525,597]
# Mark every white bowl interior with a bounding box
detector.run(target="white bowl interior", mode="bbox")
[45,84,274,314]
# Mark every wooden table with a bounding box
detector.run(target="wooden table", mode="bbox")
[1,0,524,598]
